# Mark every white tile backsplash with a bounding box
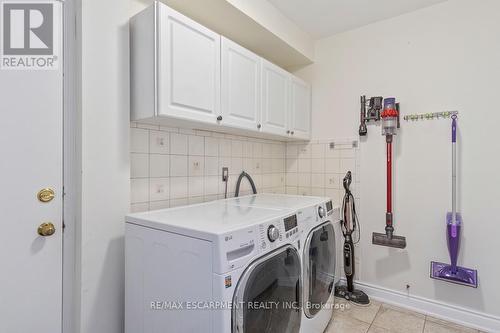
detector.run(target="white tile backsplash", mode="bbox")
[298,144,311,159]
[188,177,204,197]
[130,128,149,153]
[131,178,149,203]
[130,123,288,210]
[150,178,170,201]
[149,154,169,178]
[219,139,232,157]
[170,155,188,177]
[286,144,298,158]
[286,159,298,173]
[188,156,204,177]
[311,144,325,158]
[283,141,359,207]
[130,123,359,211]
[188,135,204,156]
[340,158,356,174]
[204,137,219,157]
[261,144,271,158]
[243,141,253,157]
[325,158,341,174]
[150,130,169,154]
[170,133,188,155]
[204,176,219,195]
[204,156,219,176]
[231,140,243,157]
[311,158,325,173]
[131,153,149,178]
[170,177,188,199]
[298,159,311,173]
[252,142,262,158]
[149,200,170,210]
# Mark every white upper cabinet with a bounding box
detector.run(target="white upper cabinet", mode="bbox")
[130,2,311,140]
[261,59,290,137]
[289,76,311,140]
[221,37,261,131]
[158,4,221,123]
[131,2,220,124]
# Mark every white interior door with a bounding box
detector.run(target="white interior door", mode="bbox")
[0,2,63,332]
[221,37,261,131]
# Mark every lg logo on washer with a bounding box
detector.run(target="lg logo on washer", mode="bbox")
[1,1,60,70]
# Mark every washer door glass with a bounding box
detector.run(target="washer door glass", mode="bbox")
[304,222,336,318]
[232,245,301,333]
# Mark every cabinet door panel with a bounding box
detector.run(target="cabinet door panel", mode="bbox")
[290,77,311,139]
[158,6,221,122]
[221,37,261,130]
[261,60,289,136]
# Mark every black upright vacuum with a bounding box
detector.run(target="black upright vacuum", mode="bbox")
[334,171,370,305]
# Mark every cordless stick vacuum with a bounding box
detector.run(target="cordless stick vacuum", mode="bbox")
[430,116,478,287]
[335,172,370,305]
[372,98,407,249]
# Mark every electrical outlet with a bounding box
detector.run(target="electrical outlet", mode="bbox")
[222,167,229,182]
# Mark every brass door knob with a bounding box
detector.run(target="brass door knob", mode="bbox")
[37,188,55,203]
[38,222,56,236]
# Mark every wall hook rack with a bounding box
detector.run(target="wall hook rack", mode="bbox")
[403,111,459,121]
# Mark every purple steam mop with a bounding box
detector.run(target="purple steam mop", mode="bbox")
[430,116,478,288]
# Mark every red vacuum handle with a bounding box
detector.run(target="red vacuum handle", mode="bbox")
[386,140,392,216]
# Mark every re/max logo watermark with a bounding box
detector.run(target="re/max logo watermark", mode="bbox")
[0,1,59,70]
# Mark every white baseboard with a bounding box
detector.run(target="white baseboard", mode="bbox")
[339,279,500,332]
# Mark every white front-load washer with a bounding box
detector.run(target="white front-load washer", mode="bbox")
[125,199,303,333]
[225,194,341,333]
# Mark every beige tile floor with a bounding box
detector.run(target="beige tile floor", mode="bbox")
[326,299,487,333]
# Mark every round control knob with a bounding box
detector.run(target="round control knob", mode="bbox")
[318,206,326,219]
[267,225,280,242]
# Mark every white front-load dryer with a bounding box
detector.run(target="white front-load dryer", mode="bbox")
[297,200,340,333]
[125,199,304,333]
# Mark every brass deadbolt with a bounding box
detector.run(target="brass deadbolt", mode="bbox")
[38,222,56,237]
[37,188,55,203]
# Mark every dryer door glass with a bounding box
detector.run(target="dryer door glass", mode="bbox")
[304,222,336,318]
[233,245,301,333]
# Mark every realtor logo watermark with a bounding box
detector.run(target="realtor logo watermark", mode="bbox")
[1,1,59,69]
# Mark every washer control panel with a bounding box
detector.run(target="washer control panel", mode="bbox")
[267,225,280,242]
[259,214,299,250]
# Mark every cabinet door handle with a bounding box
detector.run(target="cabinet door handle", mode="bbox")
[217,115,223,121]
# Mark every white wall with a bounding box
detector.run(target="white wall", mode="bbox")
[225,0,314,60]
[294,0,500,321]
[79,0,130,332]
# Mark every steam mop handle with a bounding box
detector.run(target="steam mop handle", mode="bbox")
[386,138,392,216]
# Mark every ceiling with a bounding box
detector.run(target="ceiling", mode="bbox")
[268,0,449,39]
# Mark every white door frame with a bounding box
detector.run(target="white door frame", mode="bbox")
[62,0,79,331]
